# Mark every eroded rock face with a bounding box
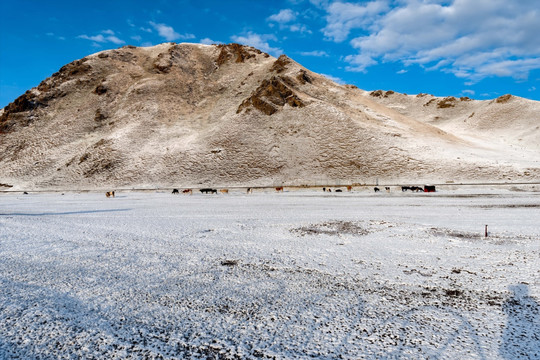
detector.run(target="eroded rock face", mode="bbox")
[237,76,305,115]
[216,43,266,66]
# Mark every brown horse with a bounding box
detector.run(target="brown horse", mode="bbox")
[105,191,115,198]
[220,189,229,194]
[182,189,193,195]
[347,186,352,192]
[275,186,284,192]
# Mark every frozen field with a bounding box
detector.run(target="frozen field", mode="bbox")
[1,189,539,359]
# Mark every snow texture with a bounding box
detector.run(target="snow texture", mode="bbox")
[1,188,539,359]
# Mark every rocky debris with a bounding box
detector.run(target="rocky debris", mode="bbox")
[437,96,457,108]
[237,76,305,115]
[296,70,312,84]
[370,90,395,98]
[216,43,265,66]
[94,83,108,95]
[270,55,292,73]
[460,96,472,101]
[495,94,513,104]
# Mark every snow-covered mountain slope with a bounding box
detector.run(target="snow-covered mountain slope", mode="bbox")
[1,43,539,190]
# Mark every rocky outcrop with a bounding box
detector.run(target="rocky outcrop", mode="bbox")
[237,77,305,115]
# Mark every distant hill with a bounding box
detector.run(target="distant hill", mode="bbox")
[1,43,539,190]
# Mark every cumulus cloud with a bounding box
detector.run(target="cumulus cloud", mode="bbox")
[150,22,195,41]
[231,32,282,55]
[200,38,222,45]
[300,50,329,57]
[321,73,345,84]
[78,30,125,45]
[322,1,390,42]
[320,0,540,80]
[268,9,297,23]
[268,9,310,34]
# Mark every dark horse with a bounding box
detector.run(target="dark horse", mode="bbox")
[200,188,217,194]
[172,189,179,194]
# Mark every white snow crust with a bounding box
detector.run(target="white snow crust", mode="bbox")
[1,188,539,359]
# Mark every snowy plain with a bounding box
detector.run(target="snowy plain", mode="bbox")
[1,188,539,359]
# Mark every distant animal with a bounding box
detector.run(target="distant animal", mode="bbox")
[374,187,380,192]
[23,191,28,195]
[220,189,229,194]
[328,188,332,192]
[200,188,217,194]
[182,189,193,195]
[246,187,252,194]
[402,186,411,192]
[385,187,390,192]
[106,191,115,198]
[172,188,179,194]
[323,187,326,192]
[411,186,423,192]
[335,189,343,192]
[275,186,284,192]
[347,186,352,192]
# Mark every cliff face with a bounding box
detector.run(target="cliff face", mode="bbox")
[1,43,539,190]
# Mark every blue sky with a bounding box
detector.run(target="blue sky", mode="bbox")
[1,0,539,108]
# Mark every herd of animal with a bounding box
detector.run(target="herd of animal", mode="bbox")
[104,185,435,197]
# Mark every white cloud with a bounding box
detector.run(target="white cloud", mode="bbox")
[461,89,475,96]
[102,29,115,35]
[289,24,311,34]
[320,0,540,80]
[321,73,345,84]
[322,1,390,42]
[300,50,329,57]
[200,38,222,45]
[397,69,407,74]
[78,32,125,45]
[268,9,297,23]
[529,86,536,92]
[131,35,142,42]
[140,27,152,33]
[149,22,195,41]
[231,32,282,56]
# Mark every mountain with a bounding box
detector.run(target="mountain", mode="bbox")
[1,43,539,190]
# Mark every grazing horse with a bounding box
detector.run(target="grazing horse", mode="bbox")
[246,187,252,194]
[385,187,390,192]
[172,189,179,194]
[200,188,217,194]
[402,186,411,192]
[275,186,284,192]
[220,189,229,194]
[323,187,326,192]
[106,191,115,198]
[374,187,380,192]
[347,186,352,192]
[182,189,193,195]
[335,189,343,192]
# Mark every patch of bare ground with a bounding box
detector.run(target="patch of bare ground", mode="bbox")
[430,227,538,244]
[291,220,369,236]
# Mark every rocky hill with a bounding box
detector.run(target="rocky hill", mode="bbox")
[1,43,539,190]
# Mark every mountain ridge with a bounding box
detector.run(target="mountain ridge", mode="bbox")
[1,42,539,190]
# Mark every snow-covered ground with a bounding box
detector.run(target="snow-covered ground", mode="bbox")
[1,188,539,359]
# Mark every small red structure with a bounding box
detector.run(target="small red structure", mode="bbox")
[424,185,436,192]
